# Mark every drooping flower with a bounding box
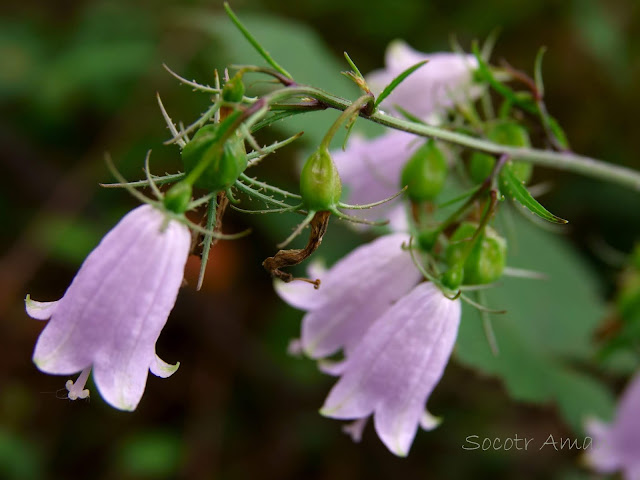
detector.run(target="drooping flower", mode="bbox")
[366,40,481,119]
[275,233,422,359]
[276,233,461,455]
[26,204,191,411]
[585,372,640,479]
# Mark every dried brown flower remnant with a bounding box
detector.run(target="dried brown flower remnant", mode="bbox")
[262,211,330,287]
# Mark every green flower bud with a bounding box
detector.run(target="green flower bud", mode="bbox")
[442,264,464,290]
[300,148,342,211]
[469,121,532,184]
[181,125,247,191]
[446,222,507,285]
[163,181,192,214]
[401,139,448,202]
[222,74,245,103]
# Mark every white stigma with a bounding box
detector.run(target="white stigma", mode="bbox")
[65,367,91,400]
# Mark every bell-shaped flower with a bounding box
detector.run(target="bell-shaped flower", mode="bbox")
[366,40,481,119]
[320,282,461,457]
[275,233,422,359]
[585,372,640,479]
[26,204,191,411]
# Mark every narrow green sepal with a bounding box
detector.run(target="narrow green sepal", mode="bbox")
[499,167,568,224]
[374,60,428,108]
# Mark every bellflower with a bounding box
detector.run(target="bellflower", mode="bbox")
[585,372,640,479]
[321,281,460,456]
[276,234,461,455]
[26,204,191,411]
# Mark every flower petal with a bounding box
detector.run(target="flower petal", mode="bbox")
[25,296,59,320]
[321,282,460,456]
[90,208,190,410]
[299,234,422,358]
[150,353,180,378]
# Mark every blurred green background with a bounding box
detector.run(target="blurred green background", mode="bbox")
[1,0,640,478]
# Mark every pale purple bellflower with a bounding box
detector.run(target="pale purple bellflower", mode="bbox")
[585,372,640,479]
[276,234,461,456]
[26,204,191,411]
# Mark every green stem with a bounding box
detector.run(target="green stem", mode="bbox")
[319,95,373,151]
[263,85,640,191]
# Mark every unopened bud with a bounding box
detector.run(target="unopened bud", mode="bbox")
[181,125,247,191]
[300,148,342,211]
[163,182,192,214]
[446,222,507,285]
[222,74,245,103]
[401,139,448,202]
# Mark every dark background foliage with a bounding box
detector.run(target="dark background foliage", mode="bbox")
[1,0,639,478]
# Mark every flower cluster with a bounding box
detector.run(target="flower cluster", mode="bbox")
[277,234,460,456]
[23,10,633,469]
[276,44,479,455]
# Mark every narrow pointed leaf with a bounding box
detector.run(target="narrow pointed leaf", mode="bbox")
[374,60,428,108]
[223,2,292,79]
[343,51,364,80]
[499,166,568,224]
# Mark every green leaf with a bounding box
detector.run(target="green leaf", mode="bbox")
[223,2,292,79]
[499,166,568,224]
[343,51,364,81]
[374,60,427,108]
[455,214,614,432]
